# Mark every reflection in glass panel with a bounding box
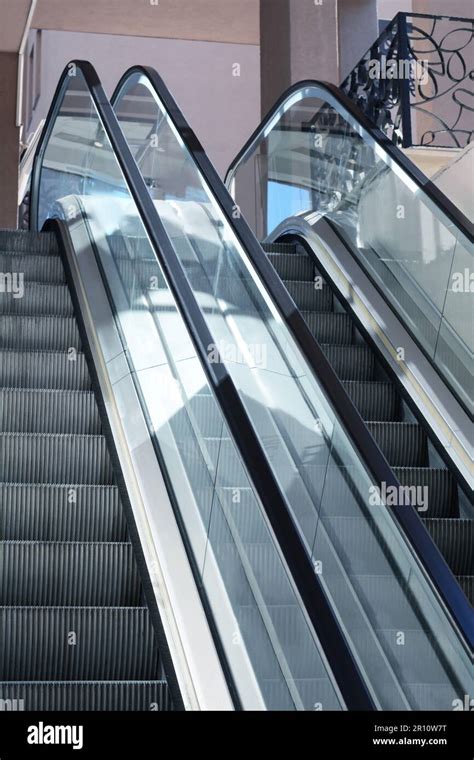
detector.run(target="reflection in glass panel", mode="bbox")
[227,85,473,413]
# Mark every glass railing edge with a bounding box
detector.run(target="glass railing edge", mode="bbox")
[224,79,473,245]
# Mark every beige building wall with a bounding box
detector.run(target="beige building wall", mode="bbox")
[378,1,473,17]
[24,30,260,178]
[0,52,20,227]
[260,0,379,114]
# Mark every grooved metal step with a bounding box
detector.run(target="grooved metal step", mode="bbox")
[342,381,400,421]
[0,315,81,351]
[0,229,169,711]
[0,253,65,284]
[0,484,126,541]
[321,344,375,380]
[0,433,114,484]
[302,311,353,344]
[1,542,141,606]
[267,252,316,280]
[393,468,459,519]
[0,282,73,316]
[423,519,473,577]
[0,607,160,680]
[366,422,427,467]
[285,280,333,311]
[0,350,91,390]
[262,242,298,255]
[0,230,59,254]
[0,389,101,434]
[0,680,171,711]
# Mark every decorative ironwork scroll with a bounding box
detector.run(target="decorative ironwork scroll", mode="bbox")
[341,12,474,149]
[341,18,404,146]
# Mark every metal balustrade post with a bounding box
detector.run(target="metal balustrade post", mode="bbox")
[397,13,414,148]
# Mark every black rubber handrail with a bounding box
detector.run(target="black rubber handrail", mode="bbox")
[30,60,375,710]
[111,66,473,652]
[225,78,473,243]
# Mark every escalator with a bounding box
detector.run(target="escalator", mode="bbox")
[3,60,352,712]
[110,67,472,709]
[222,81,474,698]
[0,228,171,710]
[2,61,471,712]
[260,238,472,602]
[223,81,474,606]
[108,68,472,709]
[223,81,473,602]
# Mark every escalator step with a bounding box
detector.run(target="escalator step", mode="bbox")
[321,344,375,380]
[0,680,171,711]
[393,468,458,518]
[423,519,473,577]
[0,389,101,434]
[302,311,353,344]
[342,381,399,421]
[0,231,168,710]
[0,282,73,316]
[0,315,81,351]
[285,280,333,311]
[0,484,126,541]
[367,422,427,467]
[1,542,140,606]
[261,242,297,255]
[0,253,65,284]
[0,607,160,680]
[267,252,315,281]
[0,349,91,390]
[0,230,58,254]
[0,433,114,484]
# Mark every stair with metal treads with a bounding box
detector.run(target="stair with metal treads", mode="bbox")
[0,229,171,711]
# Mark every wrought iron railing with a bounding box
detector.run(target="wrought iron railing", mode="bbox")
[341,12,473,149]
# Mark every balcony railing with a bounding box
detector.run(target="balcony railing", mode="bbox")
[341,12,474,149]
